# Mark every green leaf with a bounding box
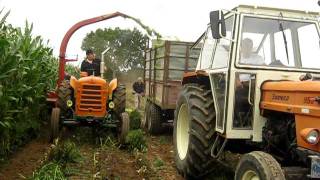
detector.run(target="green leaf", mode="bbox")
[8,96,18,102]
[0,10,10,26]
[25,96,33,103]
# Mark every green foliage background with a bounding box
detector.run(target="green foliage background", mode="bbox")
[0,11,77,161]
[81,27,148,80]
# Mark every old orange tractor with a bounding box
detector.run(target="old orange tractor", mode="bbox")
[47,12,131,143]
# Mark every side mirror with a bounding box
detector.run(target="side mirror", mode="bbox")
[210,10,226,39]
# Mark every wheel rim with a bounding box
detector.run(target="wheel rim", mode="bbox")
[177,103,190,160]
[242,170,260,180]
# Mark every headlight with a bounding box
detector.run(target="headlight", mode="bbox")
[306,130,320,145]
[109,101,115,109]
[67,100,73,107]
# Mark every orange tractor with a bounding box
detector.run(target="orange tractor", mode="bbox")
[47,12,131,142]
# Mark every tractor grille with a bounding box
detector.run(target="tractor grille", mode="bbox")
[79,84,103,111]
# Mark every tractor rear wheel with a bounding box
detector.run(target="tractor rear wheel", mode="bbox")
[50,107,60,142]
[235,151,285,180]
[147,103,164,135]
[57,80,72,114]
[174,84,216,179]
[113,84,126,116]
[118,112,130,144]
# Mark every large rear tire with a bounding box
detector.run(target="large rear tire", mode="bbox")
[113,84,126,116]
[50,107,60,142]
[57,80,72,114]
[235,151,285,180]
[174,84,216,179]
[147,103,164,135]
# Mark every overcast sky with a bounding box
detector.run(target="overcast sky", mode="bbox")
[1,0,319,66]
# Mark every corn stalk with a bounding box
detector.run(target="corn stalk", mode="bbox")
[0,10,58,160]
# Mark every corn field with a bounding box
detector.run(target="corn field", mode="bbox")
[0,11,74,162]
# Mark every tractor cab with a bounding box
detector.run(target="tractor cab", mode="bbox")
[196,5,320,140]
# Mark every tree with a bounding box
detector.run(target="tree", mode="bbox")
[81,27,148,79]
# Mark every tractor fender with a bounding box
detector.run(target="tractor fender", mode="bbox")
[46,91,58,107]
[109,78,118,93]
[182,70,210,86]
[70,76,78,89]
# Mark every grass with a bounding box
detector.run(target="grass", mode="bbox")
[49,140,82,165]
[129,109,142,130]
[134,151,153,177]
[29,140,84,179]
[125,129,147,152]
[29,162,66,180]
[99,136,118,150]
[159,136,170,145]
[153,157,164,170]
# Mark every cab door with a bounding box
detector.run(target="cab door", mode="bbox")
[208,15,235,133]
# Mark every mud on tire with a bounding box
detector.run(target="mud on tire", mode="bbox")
[174,84,216,179]
[235,151,285,180]
[113,84,126,117]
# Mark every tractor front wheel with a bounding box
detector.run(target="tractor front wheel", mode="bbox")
[235,151,285,180]
[118,112,130,144]
[50,107,60,142]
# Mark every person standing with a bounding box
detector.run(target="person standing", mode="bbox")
[132,77,145,109]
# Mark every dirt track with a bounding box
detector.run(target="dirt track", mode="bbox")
[0,85,233,179]
[0,128,236,179]
[62,127,184,180]
[0,135,51,180]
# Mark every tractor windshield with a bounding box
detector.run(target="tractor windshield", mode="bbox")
[238,16,320,70]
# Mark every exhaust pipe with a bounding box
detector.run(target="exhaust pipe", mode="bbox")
[101,47,110,78]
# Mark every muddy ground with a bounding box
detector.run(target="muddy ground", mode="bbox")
[0,83,234,180]
[0,127,234,180]
[0,135,51,179]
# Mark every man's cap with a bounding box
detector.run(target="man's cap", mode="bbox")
[86,49,94,55]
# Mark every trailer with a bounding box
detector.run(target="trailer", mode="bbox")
[142,40,200,134]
